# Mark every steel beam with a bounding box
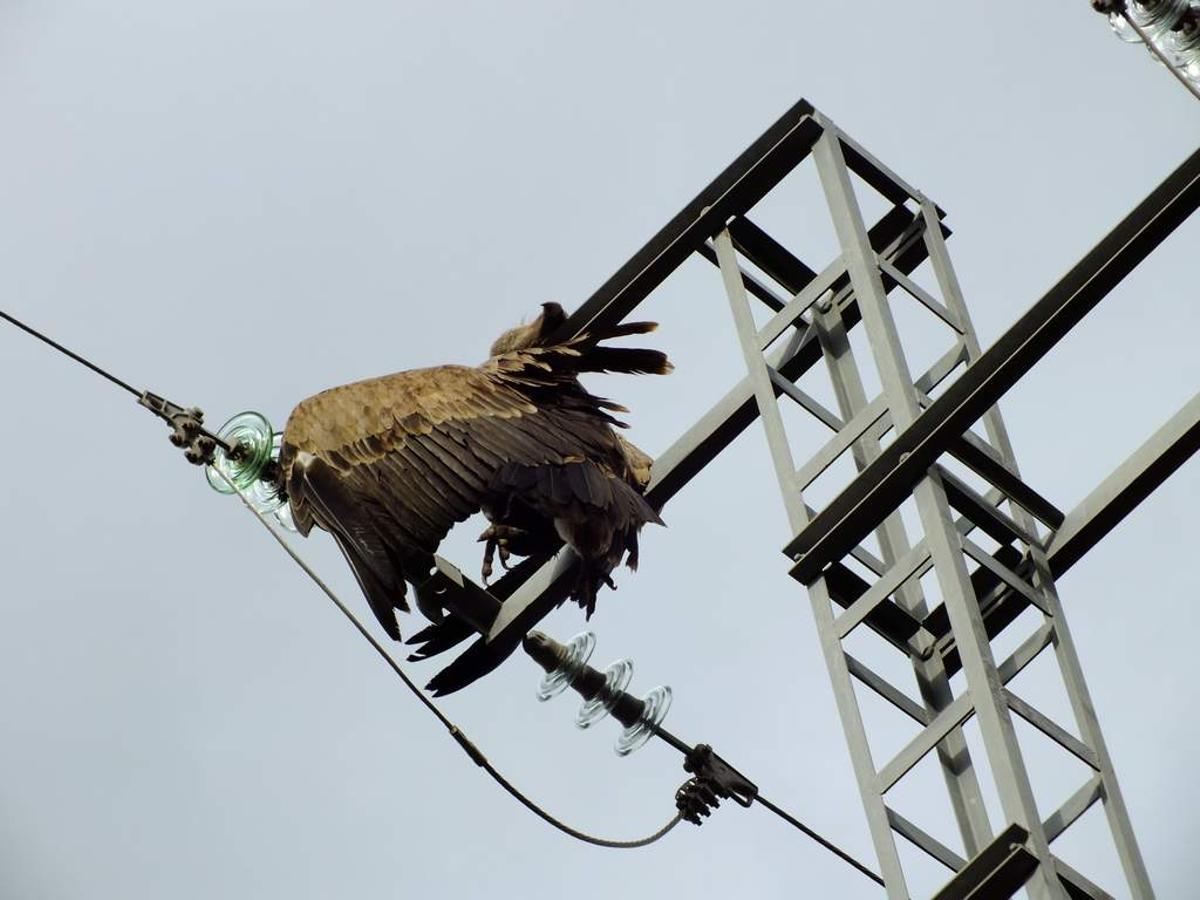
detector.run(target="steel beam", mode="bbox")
[1048,391,1200,573]
[814,128,1065,897]
[925,392,1200,681]
[930,823,1039,900]
[787,145,1200,583]
[418,206,936,693]
[555,98,820,339]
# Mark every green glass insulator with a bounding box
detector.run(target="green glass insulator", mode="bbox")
[205,411,276,495]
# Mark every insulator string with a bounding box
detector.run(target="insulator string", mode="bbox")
[537,647,884,882]
[1120,7,1200,102]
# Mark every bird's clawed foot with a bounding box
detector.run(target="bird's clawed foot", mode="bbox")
[477,523,527,585]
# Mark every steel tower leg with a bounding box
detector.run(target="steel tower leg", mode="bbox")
[718,113,1152,898]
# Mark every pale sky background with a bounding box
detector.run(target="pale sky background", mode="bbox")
[1,3,1197,898]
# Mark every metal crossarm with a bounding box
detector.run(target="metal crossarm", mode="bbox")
[930,824,1039,900]
[420,100,945,694]
[784,145,1200,584]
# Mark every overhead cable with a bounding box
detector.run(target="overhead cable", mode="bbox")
[0,309,141,397]
[1,307,882,873]
[0,308,234,459]
[0,307,681,849]
[217,465,684,849]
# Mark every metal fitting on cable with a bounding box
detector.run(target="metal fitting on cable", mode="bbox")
[681,744,758,820]
[138,392,227,466]
[675,778,722,825]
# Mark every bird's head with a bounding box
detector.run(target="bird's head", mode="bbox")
[488,302,568,357]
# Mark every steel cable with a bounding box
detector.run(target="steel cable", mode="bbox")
[1,309,141,396]
[753,794,883,885]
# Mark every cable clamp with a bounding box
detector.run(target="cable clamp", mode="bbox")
[675,744,758,825]
[137,391,232,466]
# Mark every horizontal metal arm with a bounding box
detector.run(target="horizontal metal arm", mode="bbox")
[787,144,1200,583]
[1048,391,1200,574]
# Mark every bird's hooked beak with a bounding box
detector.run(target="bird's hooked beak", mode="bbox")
[536,302,567,341]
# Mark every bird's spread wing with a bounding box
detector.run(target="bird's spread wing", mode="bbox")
[279,330,665,637]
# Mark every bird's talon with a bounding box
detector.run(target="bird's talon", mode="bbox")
[481,536,497,584]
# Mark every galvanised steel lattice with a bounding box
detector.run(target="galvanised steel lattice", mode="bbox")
[414,98,1200,898]
[716,112,1151,899]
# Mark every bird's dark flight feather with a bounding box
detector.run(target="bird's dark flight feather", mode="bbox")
[279,305,670,639]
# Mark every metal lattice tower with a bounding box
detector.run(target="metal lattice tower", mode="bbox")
[718,114,1150,899]
[417,98,1200,897]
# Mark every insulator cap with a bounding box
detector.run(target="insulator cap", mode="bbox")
[205,411,297,531]
[614,685,672,757]
[524,630,673,757]
[206,411,276,494]
[529,631,596,701]
[576,659,634,728]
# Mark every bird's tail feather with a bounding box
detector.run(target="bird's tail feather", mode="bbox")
[572,345,672,376]
[593,319,658,339]
[571,319,672,376]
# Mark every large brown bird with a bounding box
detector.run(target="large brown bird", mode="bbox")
[277,303,670,640]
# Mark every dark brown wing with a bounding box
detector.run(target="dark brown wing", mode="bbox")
[279,340,653,638]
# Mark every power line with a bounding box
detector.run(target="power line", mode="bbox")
[0,306,680,846]
[227,461,876,872]
[1,307,234,458]
[754,794,883,886]
[1,307,877,874]
[0,309,142,397]
[214,465,682,850]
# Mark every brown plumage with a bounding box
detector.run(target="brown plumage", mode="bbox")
[278,303,671,640]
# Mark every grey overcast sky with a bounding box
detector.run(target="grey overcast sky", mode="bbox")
[1,3,1197,898]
